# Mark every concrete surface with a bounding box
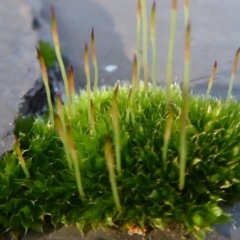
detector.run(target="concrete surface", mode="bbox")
[0,0,39,156]
[37,0,240,98]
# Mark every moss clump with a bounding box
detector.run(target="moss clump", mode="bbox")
[1,1,240,240]
[38,40,57,68]
[1,83,240,239]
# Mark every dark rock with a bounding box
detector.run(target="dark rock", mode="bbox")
[32,17,41,30]
[18,56,71,117]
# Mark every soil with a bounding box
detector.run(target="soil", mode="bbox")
[6,225,194,240]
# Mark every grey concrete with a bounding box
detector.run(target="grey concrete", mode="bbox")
[0,0,39,156]
[36,0,240,98]
[207,202,240,240]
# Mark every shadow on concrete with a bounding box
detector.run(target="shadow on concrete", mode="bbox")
[40,0,133,92]
[206,202,240,240]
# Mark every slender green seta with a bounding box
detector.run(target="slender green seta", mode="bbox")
[179,94,187,191]
[37,48,54,127]
[55,96,73,172]
[68,65,76,97]
[104,137,122,212]
[162,103,174,162]
[15,137,30,178]
[227,47,240,101]
[126,87,135,124]
[128,54,137,124]
[90,99,96,135]
[132,54,138,90]
[183,21,191,92]
[136,0,142,85]
[205,61,217,100]
[84,43,92,124]
[150,1,157,89]
[126,88,131,123]
[111,81,121,174]
[140,0,149,90]
[66,126,85,198]
[184,0,190,26]
[51,6,72,118]
[84,43,91,98]
[68,66,76,117]
[91,28,99,90]
[179,21,191,190]
[166,0,177,107]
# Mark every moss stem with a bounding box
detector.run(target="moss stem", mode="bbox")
[227,47,240,101]
[66,127,85,198]
[136,0,142,86]
[166,0,177,107]
[91,28,99,90]
[84,43,92,125]
[140,0,149,91]
[184,0,189,27]
[104,137,122,212]
[150,1,157,90]
[205,61,217,100]
[179,21,191,190]
[15,137,30,178]
[90,99,96,135]
[162,103,174,162]
[111,82,121,174]
[55,97,73,172]
[51,6,72,118]
[37,48,54,127]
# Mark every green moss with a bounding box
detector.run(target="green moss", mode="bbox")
[38,40,57,68]
[1,84,240,239]
[2,2,240,240]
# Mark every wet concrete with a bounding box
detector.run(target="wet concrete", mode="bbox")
[35,0,240,98]
[0,0,39,156]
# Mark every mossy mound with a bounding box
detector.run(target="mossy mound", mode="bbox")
[1,84,240,239]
